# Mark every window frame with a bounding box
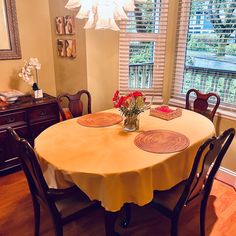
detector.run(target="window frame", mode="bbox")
[118,0,169,103]
[169,0,236,120]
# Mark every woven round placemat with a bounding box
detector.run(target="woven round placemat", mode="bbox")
[77,112,123,127]
[134,129,190,154]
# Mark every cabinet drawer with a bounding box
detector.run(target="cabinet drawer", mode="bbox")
[0,94,58,175]
[29,104,58,123]
[0,131,8,164]
[0,111,27,127]
[30,119,58,140]
[0,126,29,167]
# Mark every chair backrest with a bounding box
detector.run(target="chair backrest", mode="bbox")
[175,128,235,211]
[7,127,49,204]
[185,88,220,121]
[57,90,91,120]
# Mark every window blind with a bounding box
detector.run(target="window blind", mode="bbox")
[170,0,236,118]
[118,0,169,103]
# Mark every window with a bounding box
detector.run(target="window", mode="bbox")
[129,41,154,89]
[170,0,236,118]
[118,0,169,103]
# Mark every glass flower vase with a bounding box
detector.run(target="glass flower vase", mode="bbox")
[123,114,139,132]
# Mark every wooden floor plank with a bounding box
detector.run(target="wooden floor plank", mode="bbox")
[0,171,235,236]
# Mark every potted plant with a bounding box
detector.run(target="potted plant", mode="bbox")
[19,57,43,99]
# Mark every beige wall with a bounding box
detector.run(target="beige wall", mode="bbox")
[48,0,87,95]
[214,116,236,171]
[48,0,119,112]
[86,30,119,112]
[0,0,56,95]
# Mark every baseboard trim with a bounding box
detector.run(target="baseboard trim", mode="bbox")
[215,167,236,190]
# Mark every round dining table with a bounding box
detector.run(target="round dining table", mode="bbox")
[35,108,215,235]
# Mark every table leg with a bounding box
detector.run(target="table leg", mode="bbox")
[121,203,131,228]
[104,210,120,236]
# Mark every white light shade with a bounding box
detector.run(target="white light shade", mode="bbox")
[65,0,81,9]
[65,0,147,31]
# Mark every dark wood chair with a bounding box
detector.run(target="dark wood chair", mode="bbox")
[7,127,99,236]
[185,88,220,121]
[122,128,235,236]
[57,90,91,121]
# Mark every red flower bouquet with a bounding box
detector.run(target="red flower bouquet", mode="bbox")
[113,90,150,116]
[112,90,150,131]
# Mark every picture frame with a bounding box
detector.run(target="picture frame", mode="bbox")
[57,39,76,58]
[64,15,75,35]
[55,16,64,35]
[57,39,66,57]
[65,39,76,58]
[0,0,21,60]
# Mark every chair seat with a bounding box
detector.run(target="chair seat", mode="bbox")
[56,194,97,218]
[152,180,186,211]
[59,108,72,121]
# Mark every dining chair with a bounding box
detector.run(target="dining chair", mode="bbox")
[185,88,220,121]
[57,89,91,121]
[122,128,235,236]
[7,127,99,236]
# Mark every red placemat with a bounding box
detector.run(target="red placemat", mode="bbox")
[77,112,123,127]
[134,130,190,154]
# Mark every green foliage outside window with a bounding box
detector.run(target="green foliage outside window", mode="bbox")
[187,34,218,52]
[129,42,154,64]
[182,0,236,104]
[187,34,236,55]
[226,44,236,56]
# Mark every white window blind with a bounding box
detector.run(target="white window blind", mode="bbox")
[118,0,169,103]
[170,0,236,118]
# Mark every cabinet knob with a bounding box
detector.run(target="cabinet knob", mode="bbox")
[6,117,15,123]
[40,111,47,118]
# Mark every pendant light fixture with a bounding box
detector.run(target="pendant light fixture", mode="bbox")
[65,0,146,31]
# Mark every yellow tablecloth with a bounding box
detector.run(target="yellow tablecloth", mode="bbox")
[35,108,215,212]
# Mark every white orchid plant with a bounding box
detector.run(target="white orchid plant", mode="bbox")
[19,58,41,91]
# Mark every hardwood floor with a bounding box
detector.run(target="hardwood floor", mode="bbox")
[0,171,235,236]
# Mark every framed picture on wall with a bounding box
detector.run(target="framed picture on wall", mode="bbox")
[65,39,76,58]
[64,15,75,35]
[57,39,66,57]
[55,16,64,35]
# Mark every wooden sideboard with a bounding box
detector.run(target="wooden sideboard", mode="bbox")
[0,94,60,176]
